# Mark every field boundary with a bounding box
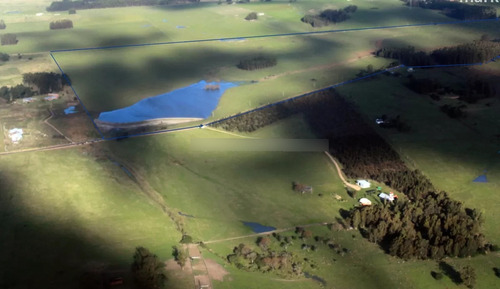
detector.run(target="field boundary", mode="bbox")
[47,17,500,141]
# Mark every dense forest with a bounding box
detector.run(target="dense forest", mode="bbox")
[214,89,493,260]
[376,40,500,66]
[301,5,357,27]
[46,0,197,11]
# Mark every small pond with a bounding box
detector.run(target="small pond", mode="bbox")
[242,221,276,233]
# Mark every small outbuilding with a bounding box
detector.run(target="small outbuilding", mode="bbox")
[356,180,371,189]
[8,128,23,144]
[359,198,372,206]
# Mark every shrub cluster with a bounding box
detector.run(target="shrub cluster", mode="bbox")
[301,5,357,27]
[49,19,73,30]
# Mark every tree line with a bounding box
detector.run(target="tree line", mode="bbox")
[237,55,277,70]
[213,88,494,260]
[46,0,198,11]
[301,5,357,27]
[1,34,18,46]
[376,39,500,66]
[0,72,68,102]
[405,0,497,20]
[50,19,73,30]
[407,75,496,104]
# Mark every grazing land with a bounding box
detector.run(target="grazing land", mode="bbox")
[1,0,500,289]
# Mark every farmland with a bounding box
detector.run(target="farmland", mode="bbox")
[1,0,500,289]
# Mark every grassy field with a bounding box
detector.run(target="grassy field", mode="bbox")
[103,126,351,241]
[0,147,183,288]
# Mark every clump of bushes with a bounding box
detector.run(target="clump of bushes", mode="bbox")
[0,19,6,30]
[49,19,73,30]
[301,5,357,27]
[245,12,257,21]
[0,52,9,61]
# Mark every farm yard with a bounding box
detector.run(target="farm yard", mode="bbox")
[1,0,500,289]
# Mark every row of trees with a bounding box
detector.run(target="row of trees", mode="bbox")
[46,0,187,11]
[49,19,73,30]
[0,72,67,102]
[23,72,68,94]
[237,55,277,70]
[407,75,496,104]
[377,39,500,66]
[301,5,357,27]
[410,0,497,20]
[0,85,33,101]
[1,34,18,46]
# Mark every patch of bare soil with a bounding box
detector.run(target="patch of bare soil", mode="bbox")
[204,259,229,282]
[166,258,193,274]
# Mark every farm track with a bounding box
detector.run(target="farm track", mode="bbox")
[324,151,361,191]
[43,107,74,143]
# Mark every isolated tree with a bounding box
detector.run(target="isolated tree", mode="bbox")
[68,9,76,14]
[245,12,258,21]
[131,247,167,289]
[460,266,476,288]
[172,246,188,269]
[0,19,6,29]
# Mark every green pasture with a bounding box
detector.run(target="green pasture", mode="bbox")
[204,224,492,289]
[0,0,460,54]
[104,125,351,242]
[0,148,182,289]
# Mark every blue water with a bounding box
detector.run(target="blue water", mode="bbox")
[64,106,77,115]
[473,175,488,183]
[176,25,186,29]
[98,80,238,124]
[242,221,276,233]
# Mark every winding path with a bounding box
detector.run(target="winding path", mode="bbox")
[324,151,361,191]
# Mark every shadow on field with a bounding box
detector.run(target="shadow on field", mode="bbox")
[0,169,130,289]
